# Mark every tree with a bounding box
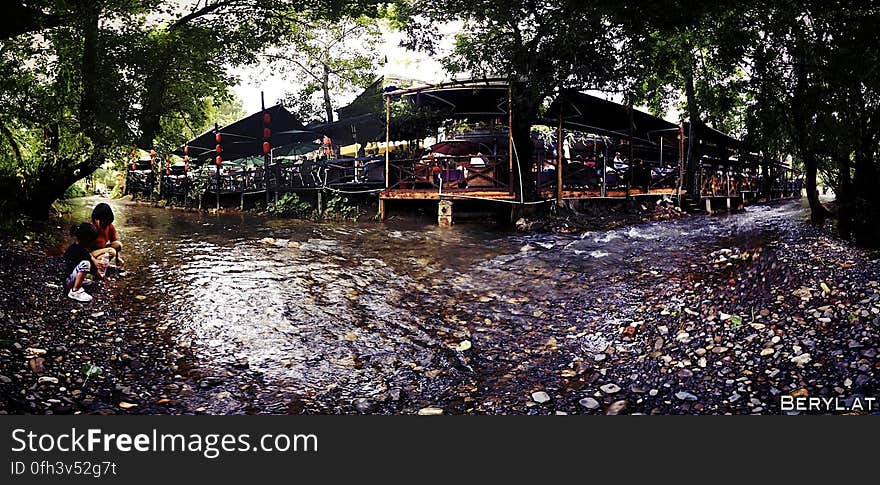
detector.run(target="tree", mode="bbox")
[609,3,754,200]
[0,0,388,220]
[410,0,619,200]
[269,15,384,124]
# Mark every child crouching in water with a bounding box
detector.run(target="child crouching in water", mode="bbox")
[63,222,104,302]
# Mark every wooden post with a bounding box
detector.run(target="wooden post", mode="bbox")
[215,123,221,212]
[678,122,685,204]
[602,142,608,197]
[508,86,515,198]
[384,95,390,191]
[262,92,271,207]
[556,110,563,206]
[626,100,634,199]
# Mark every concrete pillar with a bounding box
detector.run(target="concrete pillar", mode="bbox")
[726,197,731,212]
[705,198,712,215]
[438,200,453,227]
[378,199,386,221]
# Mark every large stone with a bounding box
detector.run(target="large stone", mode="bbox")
[600,383,621,394]
[578,397,600,409]
[531,391,551,404]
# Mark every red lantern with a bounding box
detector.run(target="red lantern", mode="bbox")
[215,133,222,143]
[216,156,222,166]
[184,162,189,172]
[215,144,222,154]
[131,164,136,171]
[183,155,189,163]
[149,149,156,157]
[432,166,441,174]
[262,142,271,154]
[183,145,189,155]
[263,113,271,125]
[263,128,271,139]
[166,169,171,175]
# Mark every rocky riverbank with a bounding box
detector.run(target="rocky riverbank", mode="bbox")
[0,199,877,415]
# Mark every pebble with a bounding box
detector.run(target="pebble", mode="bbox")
[578,397,600,409]
[675,391,698,401]
[417,407,444,416]
[605,400,628,415]
[600,384,621,394]
[37,376,58,385]
[790,353,812,366]
[531,391,551,403]
[353,398,373,413]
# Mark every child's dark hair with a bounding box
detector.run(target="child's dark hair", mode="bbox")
[91,203,114,225]
[71,222,98,243]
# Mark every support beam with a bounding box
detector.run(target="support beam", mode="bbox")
[556,111,563,206]
[438,200,453,227]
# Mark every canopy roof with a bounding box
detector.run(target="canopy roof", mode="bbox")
[311,113,385,146]
[177,104,306,161]
[396,79,510,119]
[545,90,678,145]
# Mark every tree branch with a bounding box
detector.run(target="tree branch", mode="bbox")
[0,118,23,165]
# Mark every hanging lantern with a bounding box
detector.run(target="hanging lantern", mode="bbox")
[166,168,171,175]
[131,164,137,171]
[183,155,189,163]
[216,156,222,166]
[215,144,222,154]
[183,145,189,155]
[184,162,189,172]
[263,113,271,125]
[263,128,271,139]
[262,141,270,154]
[215,133,222,143]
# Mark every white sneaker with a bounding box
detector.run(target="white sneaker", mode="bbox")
[67,288,93,302]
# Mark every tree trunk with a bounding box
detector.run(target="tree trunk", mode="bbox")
[322,63,333,124]
[683,55,701,200]
[836,153,853,240]
[791,51,827,223]
[509,80,539,201]
[802,151,824,223]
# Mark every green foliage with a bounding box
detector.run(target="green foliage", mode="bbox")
[324,195,360,220]
[269,193,314,218]
[61,183,87,200]
[0,0,388,220]
[274,14,386,123]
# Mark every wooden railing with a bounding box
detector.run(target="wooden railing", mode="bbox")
[386,155,511,192]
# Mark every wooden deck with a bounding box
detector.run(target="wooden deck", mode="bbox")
[380,189,517,201]
[538,187,679,199]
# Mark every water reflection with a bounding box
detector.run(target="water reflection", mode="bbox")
[61,198,806,412]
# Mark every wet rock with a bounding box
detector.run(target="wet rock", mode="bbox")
[605,400,627,415]
[579,397,600,409]
[353,398,373,413]
[0,375,11,384]
[37,376,58,385]
[675,391,698,401]
[531,391,551,404]
[600,383,621,394]
[198,377,223,389]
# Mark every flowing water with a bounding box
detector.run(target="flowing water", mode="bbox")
[57,198,811,413]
